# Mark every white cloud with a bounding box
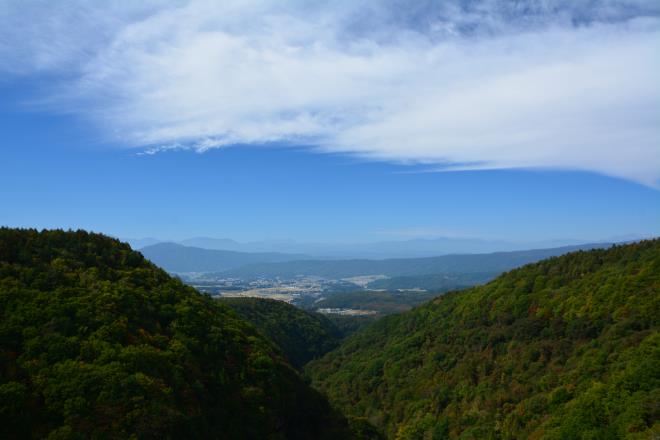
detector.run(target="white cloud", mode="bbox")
[2,0,659,186]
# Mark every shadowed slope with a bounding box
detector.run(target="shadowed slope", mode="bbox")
[221,297,342,369]
[0,228,351,439]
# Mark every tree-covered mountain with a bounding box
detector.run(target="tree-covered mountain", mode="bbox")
[307,240,660,439]
[139,242,311,273]
[365,273,491,292]
[221,297,342,369]
[0,228,352,439]
[219,243,611,280]
[309,290,441,316]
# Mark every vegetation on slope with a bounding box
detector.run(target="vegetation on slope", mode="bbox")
[323,314,381,338]
[307,240,660,439]
[220,297,342,369]
[365,273,490,292]
[0,228,351,439]
[311,290,445,316]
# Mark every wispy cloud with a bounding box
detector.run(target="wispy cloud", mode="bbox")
[2,0,659,186]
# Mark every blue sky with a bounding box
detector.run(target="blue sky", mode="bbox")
[1,1,659,244]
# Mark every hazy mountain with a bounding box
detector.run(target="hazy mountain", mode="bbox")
[219,243,614,280]
[139,242,312,273]
[179,236,242,250]
[127,235,647,259]
[128,236,593,259]
[122,236,163,249]
[294,237,589,259]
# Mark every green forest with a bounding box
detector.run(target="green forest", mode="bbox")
[309,290,443,316]
[220,297,342,369]
[1,228,658,439]
[306,240,660,439]
[0,228,352,439]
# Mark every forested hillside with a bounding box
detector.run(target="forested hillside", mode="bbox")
[307,240,660,439]
[221,297,342,369]
[310,291,440,316]
[0,228,352,439]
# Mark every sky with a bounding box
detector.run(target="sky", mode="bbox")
[1,0,659,244]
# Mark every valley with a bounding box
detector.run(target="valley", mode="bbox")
[1,229,658,439]
[4,3,658,438]
[180,272,469,317]
[147,242,617,319]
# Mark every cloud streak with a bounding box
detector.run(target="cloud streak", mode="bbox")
[2,0,659,185]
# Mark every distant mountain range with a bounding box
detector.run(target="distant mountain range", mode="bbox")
[140,241,618,282]
[218,243,615,280]
[139,242,310,273]
[123,235,647,259]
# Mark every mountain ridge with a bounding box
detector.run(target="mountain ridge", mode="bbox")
[218,243,615,280]
[139,241,312,273]
[123,235,641,259]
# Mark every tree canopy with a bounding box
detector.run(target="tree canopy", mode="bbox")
[307,240,660,439]
[221,297,342,369]
[0,228,351,439]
